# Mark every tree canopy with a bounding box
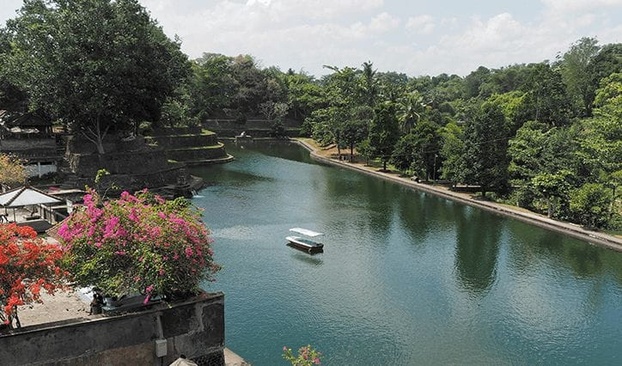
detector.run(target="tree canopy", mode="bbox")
[2,0,190,153]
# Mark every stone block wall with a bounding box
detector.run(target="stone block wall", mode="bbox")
[165,146,229,163]
[68,148,172,177]
[0,292,225,366]
[146,134,219,149]
[144,129,231,165]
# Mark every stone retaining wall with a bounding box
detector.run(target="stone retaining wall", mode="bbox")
[0,292,225,366]
[147,134,219,148]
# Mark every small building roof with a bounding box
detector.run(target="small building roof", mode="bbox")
[0,186,63,208]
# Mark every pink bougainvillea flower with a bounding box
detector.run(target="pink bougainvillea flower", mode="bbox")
[58,189,219,303]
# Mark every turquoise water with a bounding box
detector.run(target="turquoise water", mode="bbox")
[192,141,622,365]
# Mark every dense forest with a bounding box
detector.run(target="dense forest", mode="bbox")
[1,1,622,230]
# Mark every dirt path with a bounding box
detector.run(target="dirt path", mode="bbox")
[295,138,622,252]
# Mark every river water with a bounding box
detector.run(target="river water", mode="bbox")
[191,141,622,366]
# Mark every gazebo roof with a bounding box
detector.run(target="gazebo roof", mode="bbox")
[0,186,62,208]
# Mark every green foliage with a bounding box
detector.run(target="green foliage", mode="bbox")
[587,43,622,109]
[58,189,220,299]
[414,121,442,178]
[368,102,401,171]
[439,121,464,186]
[397,91,426,133]
[593,72,622,121]
[517,63,573,127]
[282,345,322,365]
[461,101,510,198]
[390,133,418,174]
[284,71,325,121]
[487,91,526,134]
[509,121,580,189]
[4,0,190,154]
[508,121,549,182]
[570,183,612,229]
[0,154,26,189]
[341,114,369,160]
[530,170,573,218]
[270,120,287,138]
[558,37,600,116]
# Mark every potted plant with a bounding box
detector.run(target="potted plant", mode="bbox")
[58,189,220,307]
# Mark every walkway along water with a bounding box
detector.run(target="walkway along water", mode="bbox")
[295,138,622,253]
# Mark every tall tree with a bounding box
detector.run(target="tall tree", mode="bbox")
[461,101,510,198]
[4,0,190,153]
[587,43,622,107]
[397,91,426,133]
[439,121,464,187]
[558,37,600,117]
[283,71,324,122]
[189,53,237,121]
[314,65,359,158]
[410,120,442,181]
[359,61,378,108]
[390,133,417,174]
[368,102,400,171]
[518,63,572,127]
[463,66,492,99]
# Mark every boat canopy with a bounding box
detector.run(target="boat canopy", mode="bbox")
[289,227,323,237]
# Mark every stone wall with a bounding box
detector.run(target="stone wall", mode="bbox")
[202,118,301,137]
[0,138,56,151]
[146,134,219,149]
[68,148,174,177]
[164,146,230,164]
[145,129,232,165]
[0,292,225,366]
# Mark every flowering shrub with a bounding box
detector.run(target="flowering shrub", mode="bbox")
[0,223,67,329]
[282,345,322,365]
[58,189,220,301]
[0,153,26,189]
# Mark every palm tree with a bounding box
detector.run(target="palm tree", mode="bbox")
[360,61,378,108]
[398,91,426,133]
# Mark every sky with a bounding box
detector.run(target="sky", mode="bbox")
[1,0,621,78]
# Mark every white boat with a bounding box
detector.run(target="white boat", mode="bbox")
[286,227,324,254]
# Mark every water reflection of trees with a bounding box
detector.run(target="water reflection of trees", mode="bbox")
[506,220,622,285]
[454,208,502,295]
[396,188,466,244]
[321,170,396,247]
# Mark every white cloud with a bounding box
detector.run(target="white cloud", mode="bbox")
[541,0,622,12]
[2,0,621,77]
[369,12,400,33]
[461,13,525,50]
[406,15,436,35]
[240,0,384,21]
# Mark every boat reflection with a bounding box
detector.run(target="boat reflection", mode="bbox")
[290,251,324,266]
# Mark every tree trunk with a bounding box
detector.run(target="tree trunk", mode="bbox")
[96,137,105,154]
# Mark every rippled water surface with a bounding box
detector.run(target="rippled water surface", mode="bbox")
[192,141,622,366]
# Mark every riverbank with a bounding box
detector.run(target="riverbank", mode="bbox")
[294,138,622,253]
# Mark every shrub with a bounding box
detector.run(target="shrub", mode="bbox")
[58,189,220,301]
[282,345,322,365]
[0,224,67,329]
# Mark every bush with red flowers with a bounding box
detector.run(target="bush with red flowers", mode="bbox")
[0,224,67,329]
